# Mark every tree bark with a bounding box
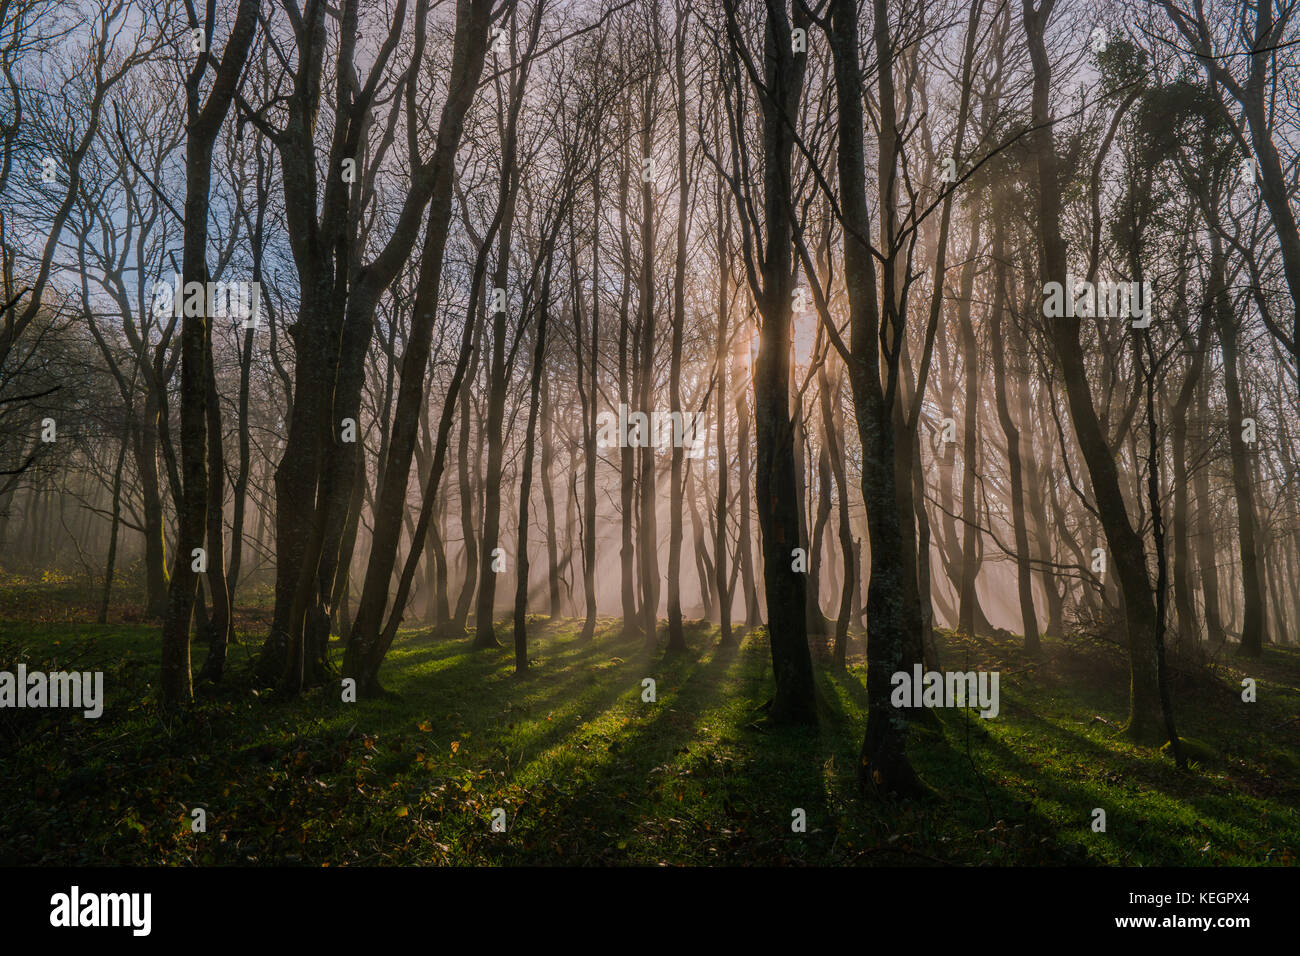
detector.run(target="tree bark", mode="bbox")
[1210,230,1266,657]
[540,374,561,619]
[829,0,921,789]
[343,0,495,691]
[729,0,817,725]
[513,292,551,673]
[1023,0,1163,742]
[160,0,259,708]
[97,432,128,625]
[989,210,1040,651]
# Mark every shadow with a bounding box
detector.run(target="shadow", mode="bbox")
[469,629,833,865]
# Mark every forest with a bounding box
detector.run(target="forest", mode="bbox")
[0,0,1297,869]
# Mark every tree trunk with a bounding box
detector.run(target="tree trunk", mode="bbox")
[576,181,600,640]
[715,189,733,646]
[956,217,987,636]
[137,397,170,618]
[514,296,550,674]
[161,0,259,708]
[98,432,128,625]
[666,8,689,651]
[737,0,817,725]
[989,211,1040,651]
[1024,0,1163,742]
[736,335,759,627]
[616,118,639,635]
[452,266,485,635]
[1170,305,1210,649]
[197,317,232,685]
[1211,231,1266,657]
[540,374,561,619]
[343,0,495,690]
[636,71,660,649]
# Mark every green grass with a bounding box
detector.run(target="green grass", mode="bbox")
[0,613,1296,865]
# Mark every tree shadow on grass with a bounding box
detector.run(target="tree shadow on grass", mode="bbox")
[347,617,658,755]
[453,629,834,865]
[919,702,1293,865]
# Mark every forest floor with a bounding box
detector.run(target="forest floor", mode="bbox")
[1,576,1297,865]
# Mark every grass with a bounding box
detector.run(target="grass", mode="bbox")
[0,603,1296,866]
